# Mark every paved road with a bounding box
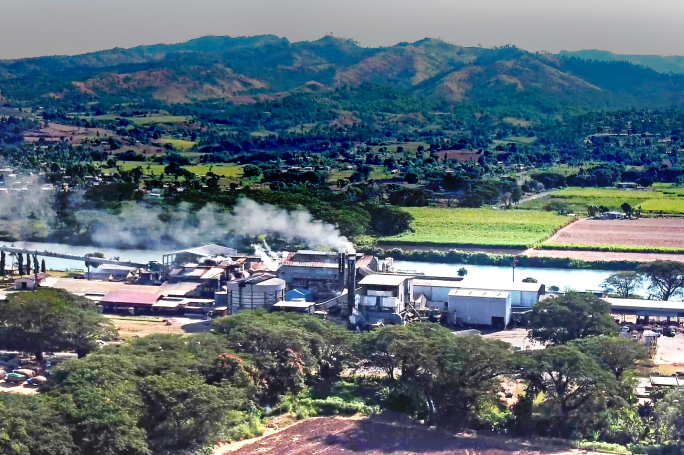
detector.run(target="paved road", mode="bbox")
[518,189,558,204]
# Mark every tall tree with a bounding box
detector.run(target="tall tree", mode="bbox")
[572,336,649,381]
[601,271,643,298]
[41,258,46,273]
[33,255,39,277]
[514,345,616,436]
[26,254,31,276]
[0,289,115,360]
[529,292,618,345]
[639,261,684,301]
[0,251,4,276]
[17,253,23,276]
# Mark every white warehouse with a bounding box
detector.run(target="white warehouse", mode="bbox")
[448,290,512,327]
[413,278,543,309]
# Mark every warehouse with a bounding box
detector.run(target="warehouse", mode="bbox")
[413,278,464,310]
[448,290,512,327]
[451,281,543,308]
[218,274,286,314]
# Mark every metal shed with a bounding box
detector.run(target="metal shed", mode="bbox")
[448,289,511,327]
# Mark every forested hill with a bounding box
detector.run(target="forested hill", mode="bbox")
[4,35,684,111]
[561,49,684,75]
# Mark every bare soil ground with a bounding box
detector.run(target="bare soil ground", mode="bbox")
[654,333,684,367]
[483,328,544,351]
[546,218,684,248]
[524,248,684,263]
[24,122,115,144]
[0,382,39,395]
[106,316,211,339]
[223,415,600,455]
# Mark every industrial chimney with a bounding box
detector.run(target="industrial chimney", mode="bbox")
[346,254,357,313]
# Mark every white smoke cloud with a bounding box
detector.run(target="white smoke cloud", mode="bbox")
[79,198,355,253]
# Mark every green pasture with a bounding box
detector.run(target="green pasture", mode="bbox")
[380,207,572,247]
[519,186,684,214]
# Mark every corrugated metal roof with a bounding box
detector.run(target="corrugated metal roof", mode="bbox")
[171,244,237,257]
[455,281,543,292]
[49,279,160,294]
[359,274,413,286]
[414,279,464,288]
[280,261,339,269]
[100,291,160,305]
[449,289,510,298]
[604,298,684,311]
[200,267,225,280]
[158,282,202,296]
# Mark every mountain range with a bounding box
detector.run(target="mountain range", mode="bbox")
[3,35,684,111]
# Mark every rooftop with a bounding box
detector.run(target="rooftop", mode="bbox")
[454,280,543,293]
[100,291,160,306]
[449,290,511,298]
[170,244,237,258]
[603,298,684,311]
[358,274,413,287]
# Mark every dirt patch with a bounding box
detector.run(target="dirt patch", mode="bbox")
[654,333,684,366]
[0,382,39,395]
[547,218,684,248]
[483,328,543,351]
[24,122,115,144]
[227,415,599,455]
[525,248,684,264]
[106,316,210,339]
[435,150,484,162]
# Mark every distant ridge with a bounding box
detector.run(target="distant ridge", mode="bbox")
[560,49,684,74]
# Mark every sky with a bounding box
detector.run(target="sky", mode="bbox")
[1,0,684,59]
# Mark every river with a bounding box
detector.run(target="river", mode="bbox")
[0,241,171,271]
[395,260,623,294]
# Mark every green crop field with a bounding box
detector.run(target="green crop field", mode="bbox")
[519,186,684,214]
[82,115,191,125]
[156,138,197,150]
[380,207,573,247]
[103,162,243,178]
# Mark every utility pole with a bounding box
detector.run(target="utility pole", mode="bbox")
[512,255,518,282]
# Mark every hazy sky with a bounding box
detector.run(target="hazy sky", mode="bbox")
[2,0,684,59]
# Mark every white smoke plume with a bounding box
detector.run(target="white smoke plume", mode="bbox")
[79,198,355,253]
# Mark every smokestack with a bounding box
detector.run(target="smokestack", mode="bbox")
[346,255,356,313]
[338,253,346,292]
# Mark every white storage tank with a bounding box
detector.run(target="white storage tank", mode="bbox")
[224,274,286,314]
[448,289,512,327]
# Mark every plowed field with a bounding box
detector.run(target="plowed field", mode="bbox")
[227,415,598,455]
[547,218,684,248]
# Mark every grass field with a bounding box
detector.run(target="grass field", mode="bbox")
[380,208,573,247]
[156,138,197,150]
[82,115,191,125]
[519,186,684,214]
[503,117,532,127]
[328,166,394,182]
[104,161,243,178]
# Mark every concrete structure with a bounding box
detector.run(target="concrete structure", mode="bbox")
[412,278,541,309]
[603,298,684,318]
[273,300,316,314]
[413,278,464,310]
[14,273,51,290]
[162,244,238,268]
[448,290,512,327]
[353,274,415,325]
[277,251,377,296]
[88,264,137,281]
[220,274,286,314]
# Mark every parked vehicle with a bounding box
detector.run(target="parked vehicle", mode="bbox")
[667,326,678,337]
[5,373,26,384]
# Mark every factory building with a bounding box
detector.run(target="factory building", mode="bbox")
[277,251,377,297]
[448,290,511,327]
[352,274,416,326]
[217,274,287,314]
[413,278,543,310]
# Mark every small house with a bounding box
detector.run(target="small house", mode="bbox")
[14,273,51,291]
